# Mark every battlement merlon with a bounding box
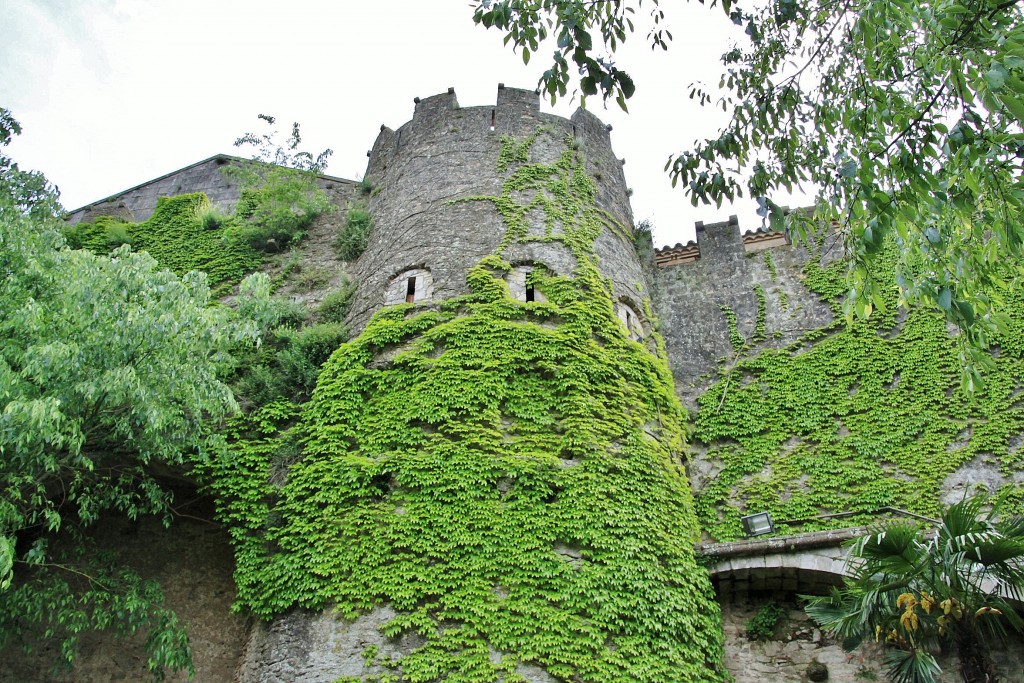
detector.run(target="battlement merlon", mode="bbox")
[496,82,540,113]
[697,214,743,261]
[654,214,793,268]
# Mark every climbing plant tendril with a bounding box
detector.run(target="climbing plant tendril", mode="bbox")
[694,242,1024,542]
[204,131,728,682]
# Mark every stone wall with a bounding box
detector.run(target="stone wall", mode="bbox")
[720,593,1024,683]
[650,217,839,411]
[0,486,248,682]
[65,154,356,225]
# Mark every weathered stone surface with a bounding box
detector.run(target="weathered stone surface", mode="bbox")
[236,607,426,683]
[0,490,248,683]
[66,154,355,226]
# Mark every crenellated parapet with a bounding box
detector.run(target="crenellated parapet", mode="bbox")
[649,209,838,411]
[653,214,792,268]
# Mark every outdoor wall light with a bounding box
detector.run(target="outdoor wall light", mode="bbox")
[740,511,775,537]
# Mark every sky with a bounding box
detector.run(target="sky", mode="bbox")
[1,0,805,248]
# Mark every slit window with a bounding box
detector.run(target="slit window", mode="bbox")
[508,265,545,303]
[618,302,644,342]
[386,268,433,306]
[490,109,496,132]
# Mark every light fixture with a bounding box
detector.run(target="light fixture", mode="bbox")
[741,511,776,537]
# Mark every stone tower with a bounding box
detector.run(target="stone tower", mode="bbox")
[345,84,646,334]
[232,86,728,682]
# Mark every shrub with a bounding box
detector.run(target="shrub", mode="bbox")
[291,266,333,293]
[230,167,333,252]
[316,277,356,324]
[62,222,88,250]
[193,201,228,231]
[234,322,346,406]
[334,203,372,261]
[632,218,653,260]
[745,601,786,641]
[104,221,133,248]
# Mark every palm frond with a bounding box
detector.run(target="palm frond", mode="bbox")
[884,647,942,683]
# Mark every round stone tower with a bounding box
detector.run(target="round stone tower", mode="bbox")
[346,85,647,334]
[233,86,726,683]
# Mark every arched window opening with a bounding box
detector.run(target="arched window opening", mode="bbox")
[385,268,433,306]
[617,301,644,342]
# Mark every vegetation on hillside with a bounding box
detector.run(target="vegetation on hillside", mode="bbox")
[0,109,259,680]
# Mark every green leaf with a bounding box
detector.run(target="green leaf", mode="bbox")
[985,63,1009,91]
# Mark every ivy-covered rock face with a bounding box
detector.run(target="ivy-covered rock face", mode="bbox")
[62,193,262,291]
[212,132,728,681]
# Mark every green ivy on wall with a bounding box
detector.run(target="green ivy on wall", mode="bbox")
[63,194,261,291]
[204,131,728,682]
[693,242,1024,541]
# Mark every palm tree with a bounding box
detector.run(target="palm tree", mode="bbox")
[805,494,1024,683]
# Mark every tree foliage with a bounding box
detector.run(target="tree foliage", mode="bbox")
[0,111,257,678]
[0,108,62,221]
[805,494,1024,683]
[472,0,1024,383]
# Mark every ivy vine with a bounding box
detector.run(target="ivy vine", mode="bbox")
[694,242,1024,541]
[62,194,261,292]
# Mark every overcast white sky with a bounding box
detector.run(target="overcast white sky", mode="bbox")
[1,0,800,247]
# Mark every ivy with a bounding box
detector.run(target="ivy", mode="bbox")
[206,129,728,681]
[62,194,261,292]
[763,251,777,282]
[752,285,768,343]
[694,242,1024,541]
[721,306,744,353]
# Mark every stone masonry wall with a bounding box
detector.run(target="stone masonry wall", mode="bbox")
[650,217,839,412]
[720,593,1024,683]
[65,154,356,225]
[0,487,249,683]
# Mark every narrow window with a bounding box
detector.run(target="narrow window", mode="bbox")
[525,283,535,302]
[405,276,417,303]
[490,109,496,132]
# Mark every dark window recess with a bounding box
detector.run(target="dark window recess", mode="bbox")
[490,109,496,132]
[626,310,642,340]
[405,276,417,303]
[525,283,535,302]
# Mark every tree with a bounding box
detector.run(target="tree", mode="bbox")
[472,0,1024,385]
[227,114,334,251]
[0,108,61,221]
[805,494,1024,683]
[0,110,257,679]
